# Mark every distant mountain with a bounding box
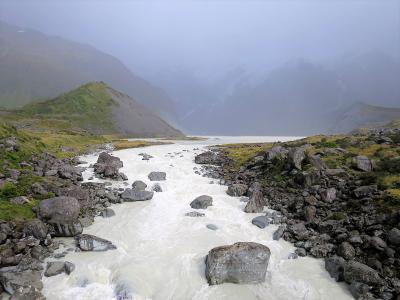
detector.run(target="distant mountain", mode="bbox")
[161,54,400,135]
[329,102,400,133]
[10,82,183,137]
[0,21,177,123]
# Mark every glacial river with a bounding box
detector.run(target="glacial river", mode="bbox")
[42,136,353,300]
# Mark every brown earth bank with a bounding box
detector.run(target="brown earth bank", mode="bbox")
[194,127,400,300]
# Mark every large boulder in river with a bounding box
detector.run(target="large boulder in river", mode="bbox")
[132,180,147,191]
[244,182,265,213]
[205,242,271,285]
[194,151,220,165]
[226,184,248,197]
[93,152,125,179]
[37,196,82,237]
[148,172,166,181]
[44,261,75,277]
[190,195,213,209]
[75,234,116,251]
[121,189,154,201]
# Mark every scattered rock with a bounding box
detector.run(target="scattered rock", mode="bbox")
[185,211,205,217]
[10,196,30,205]
[151,183,163,192]
[251,216,269,228]
[273,225,285,240]
[325,256,346,281]
[148,172,166,181]
[93,152,125,180]
[195,151,220,165]
[206,224,218,231]
[75,234,116,251]
[320,187,336,203]
[353,155,373,172]
[101,208,115,218]
[132,180,147,191]
[121,189,154,201]
[226,184,248,197]
[190,195,213,209]
[44,261,75,277]
[23,219,48,241]
[205,242,270,285]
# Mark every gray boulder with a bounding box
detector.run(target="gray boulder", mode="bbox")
[185,211,205,217]
[44,261,75,277]
[151,183,163,192]
[93,152,124,179]
[0,270,43,295]
[387,228,400,245]
[9,286,45,300]
[132,180,147,191]
[101,208,116,218]
[190,195,213,209]
[10,196,30,205]
[325,256,346,282]
[320,187,336,203]
[353,185,377,198]
[251,216,269,228]
[75,234,116,251]
[23,219,48,241]
[307,154,326,170]
[205,242,270,285]
[244,182,265,213]
[206,224,218,231]
[121,189,154,201]
[226,184,248,197]
[273,225,285,241]
[343,261,382,286]
[194,151,220,165]
[148,172,166,181]
[353,155,373,172]
[337,242,355,260]
[37,196,82,237]
[288,146,307,170]
[265,145,288,160]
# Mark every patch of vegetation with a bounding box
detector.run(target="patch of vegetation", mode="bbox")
[0,200,39,221]
[20,82,117,134]
[113,140,169,150]
[220,143,273,168]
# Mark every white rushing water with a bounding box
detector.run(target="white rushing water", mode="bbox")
[42,136,352,300]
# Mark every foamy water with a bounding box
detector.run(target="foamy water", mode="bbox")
[42,136,352,300]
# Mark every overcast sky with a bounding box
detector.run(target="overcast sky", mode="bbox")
[1,0,399,77]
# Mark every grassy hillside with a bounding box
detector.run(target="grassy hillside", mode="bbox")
[21,82,117,134]
[2,81,183,137]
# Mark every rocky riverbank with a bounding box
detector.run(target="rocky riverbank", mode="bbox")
[195,129,400,300]
[0,127,162,299]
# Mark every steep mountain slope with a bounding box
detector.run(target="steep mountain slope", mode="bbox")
[9,82,183,137]
[0,21,176,122]
[330,103,400,133]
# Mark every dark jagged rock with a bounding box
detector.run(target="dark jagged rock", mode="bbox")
[343,261,383,286]
[205,242,270,285]
[75,234,116,251]
[325,256,346,282]
[23,219,48,241]
[288,146,308,170]
[273,225,285,241]
[244,182,265,213]
[190,195,213,209]
[265,145,288,161]
[0,269,43,295]
[93,152,126,180]
[151,183,163,192]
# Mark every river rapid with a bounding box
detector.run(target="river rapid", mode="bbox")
[42,136,353,300]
